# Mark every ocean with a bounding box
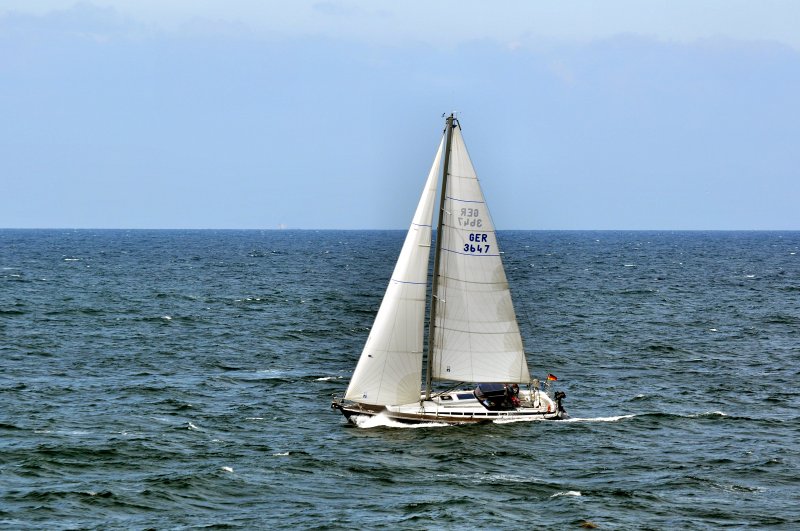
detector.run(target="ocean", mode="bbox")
[1,229,798,529]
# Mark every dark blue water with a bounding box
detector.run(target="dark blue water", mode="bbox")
[1,230,799,529]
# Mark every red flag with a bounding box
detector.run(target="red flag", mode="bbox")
[547,373,558,381]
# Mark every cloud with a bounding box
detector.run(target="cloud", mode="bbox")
[312,1,390,18]
[0,2,143,40]
[0,2,798,228]
[312,2,359,17]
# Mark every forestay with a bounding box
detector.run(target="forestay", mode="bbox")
[344,137,444,405]
[430,126,530,383]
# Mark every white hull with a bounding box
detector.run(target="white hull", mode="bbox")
[333,388,568,425]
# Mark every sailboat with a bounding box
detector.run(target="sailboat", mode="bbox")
[331,114,567,425]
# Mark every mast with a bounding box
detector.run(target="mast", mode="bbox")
[425,114,456,400]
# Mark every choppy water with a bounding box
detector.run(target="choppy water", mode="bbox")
[1,229,799,529]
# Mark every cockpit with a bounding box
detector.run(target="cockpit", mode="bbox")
[474,383,520,411]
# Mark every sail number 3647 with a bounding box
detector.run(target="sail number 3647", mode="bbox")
[464,232,490,254]
[458,207,483,228]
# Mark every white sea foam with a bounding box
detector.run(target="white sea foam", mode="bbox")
[221,466,234,473]
[551,490,582,498]
[437,472,544,484]
[273,452,290,456]
[477,473,531,483]
[315,376,340,381]
[494,413,639,424]
[561,414,637,423]
[493,416,546,424]
[245,417,265,420]
[253,369,301,380]
[353,413,449,429]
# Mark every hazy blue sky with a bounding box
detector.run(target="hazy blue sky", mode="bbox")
[2,1,798,229]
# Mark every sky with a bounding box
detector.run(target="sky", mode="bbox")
[1,1,799,230]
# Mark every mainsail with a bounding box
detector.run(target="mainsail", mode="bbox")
[344,136,444,405]
[430,125,530,383]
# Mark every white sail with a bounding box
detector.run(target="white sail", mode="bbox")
[344,136,444,405]
[430,125,530,383]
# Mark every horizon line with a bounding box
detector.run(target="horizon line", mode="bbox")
[1,227,798,232]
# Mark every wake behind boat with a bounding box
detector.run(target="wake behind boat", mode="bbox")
[332,114,568,425]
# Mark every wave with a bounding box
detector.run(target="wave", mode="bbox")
[493,416,548,424]
[560,414,638,423]
[353,413,450,429]
[18,489,116,502]
[230,368,346,383]
[43,307,103,316]
[686,410,727,418]
[354,411,730,428]
[550,490,582,498]
[643,344,679,353]
[214,362,243,371]
[491,413,640,424]
[499,411,730,424]
[762,314,800,325]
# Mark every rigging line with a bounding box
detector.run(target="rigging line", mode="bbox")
[446,196,485,203]
[430,382,467,398]
[441,247,501,257]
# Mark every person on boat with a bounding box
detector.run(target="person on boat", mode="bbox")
[507,384,521,407]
